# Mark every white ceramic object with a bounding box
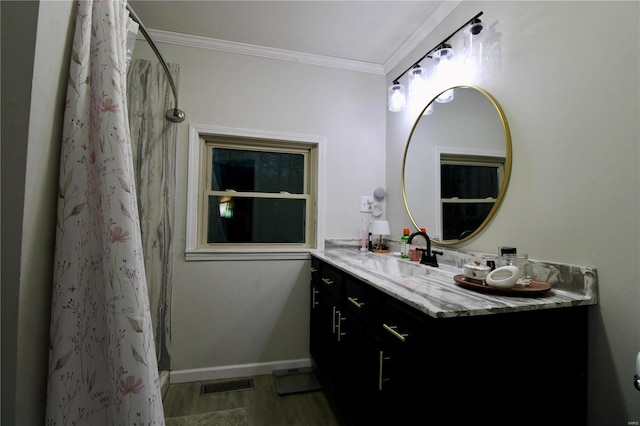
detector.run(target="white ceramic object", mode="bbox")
[485,265,520,289]
[463,262,491,280]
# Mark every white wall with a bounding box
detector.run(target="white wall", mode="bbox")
[387,2,640,424]
[131,40,387,375]
[1,0,75,424]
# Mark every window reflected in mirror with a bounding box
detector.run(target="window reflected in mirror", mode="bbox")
[440,154,504,240]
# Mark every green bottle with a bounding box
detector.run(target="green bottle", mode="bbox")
[401,228,410,258]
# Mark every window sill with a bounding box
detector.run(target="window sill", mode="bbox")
[185,248,315,261]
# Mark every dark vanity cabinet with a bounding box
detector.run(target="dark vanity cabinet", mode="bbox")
[310,259,379,421]
[310,256,588,426]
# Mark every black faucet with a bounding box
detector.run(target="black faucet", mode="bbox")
[408,231,443,267]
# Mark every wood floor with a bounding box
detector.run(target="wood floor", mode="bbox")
[162,373,346,426]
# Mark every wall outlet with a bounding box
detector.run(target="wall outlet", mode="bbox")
[360,196,373,213]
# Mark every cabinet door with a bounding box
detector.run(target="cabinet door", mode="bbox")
[333,305,382,425]
[309,283,338,374]
[377,298,434,424]
[309,282,325,364]
[310,258,343,374]
[311,283,362,405]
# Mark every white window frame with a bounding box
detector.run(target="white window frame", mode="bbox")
[433,146,506,242]
[186,124,325,261]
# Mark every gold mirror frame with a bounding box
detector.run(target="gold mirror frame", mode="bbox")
[401,85,512,246]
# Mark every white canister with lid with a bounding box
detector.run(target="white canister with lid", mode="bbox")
[463,261,492,281]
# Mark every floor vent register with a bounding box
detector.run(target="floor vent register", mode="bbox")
[200,378,254,395]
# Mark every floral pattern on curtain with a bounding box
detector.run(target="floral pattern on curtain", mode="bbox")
[46,1,164,424]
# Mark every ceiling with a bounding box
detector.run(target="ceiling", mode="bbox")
[127,1,454,67]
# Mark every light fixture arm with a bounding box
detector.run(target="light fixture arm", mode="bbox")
[391,11,484,84]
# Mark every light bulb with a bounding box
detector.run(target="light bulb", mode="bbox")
[464,19,488,65]
[433,44,453,68]
[388,83,406,112]
[409,66,428,100]
[436,88,455,104]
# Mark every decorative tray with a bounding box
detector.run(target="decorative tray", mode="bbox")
[453,274,552,296]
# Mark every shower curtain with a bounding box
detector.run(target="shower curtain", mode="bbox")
[46,1,164,424]
[127,59,179,373]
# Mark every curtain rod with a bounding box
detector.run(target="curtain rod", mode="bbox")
[392,11,483,84]
[126,4,186,123]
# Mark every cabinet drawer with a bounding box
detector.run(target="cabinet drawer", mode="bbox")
[310,257,320,283]
[380,298,428,347]
[319,263,343,298]
[343,275,380,324]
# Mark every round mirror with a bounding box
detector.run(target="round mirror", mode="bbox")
[402,85,512,246]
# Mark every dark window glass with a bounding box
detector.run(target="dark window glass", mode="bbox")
[211,149,305,194]
[207,196,306,243]
[441,164,499,198]
[442,202,493,240]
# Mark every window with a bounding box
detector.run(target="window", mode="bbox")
[439,154,504,241]
[186,125,324,260]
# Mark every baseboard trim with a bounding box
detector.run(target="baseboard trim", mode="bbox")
[169,358,313,384]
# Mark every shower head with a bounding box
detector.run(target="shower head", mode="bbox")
[166,108,186,123]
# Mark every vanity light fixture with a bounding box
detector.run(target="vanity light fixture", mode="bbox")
[433,43,453,67]
[433,44,455,103]
[387,11,484,112]
[408,65,428,105]
[388,81,406,112]
[464,18,488,65]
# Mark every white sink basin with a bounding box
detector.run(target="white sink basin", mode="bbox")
[355,254,460,279]
[394,260,435,276]
[395,259,458,277]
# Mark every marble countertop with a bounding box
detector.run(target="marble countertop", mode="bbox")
[312,242,598,319]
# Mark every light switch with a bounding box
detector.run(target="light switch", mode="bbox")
[360,196,373,213]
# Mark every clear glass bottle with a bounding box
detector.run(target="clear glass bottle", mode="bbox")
[500,253,532,282]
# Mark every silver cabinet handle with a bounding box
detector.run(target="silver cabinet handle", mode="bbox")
[336,310,346,341]
[347,296,364,308]
[383,323,408,342]
[321,277,333,285]
[312,288,319,307]
[378,351,390,390]
[310,267,317,272]
[332,306,337,333]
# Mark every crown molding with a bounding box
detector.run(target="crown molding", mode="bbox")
[383,0,462,75]
[146,28,385,75]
